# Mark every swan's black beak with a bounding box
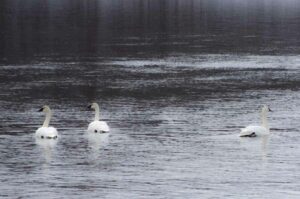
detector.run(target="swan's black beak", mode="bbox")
[38,108,44,112]
[269,108,273,112]
[87,105,92,109]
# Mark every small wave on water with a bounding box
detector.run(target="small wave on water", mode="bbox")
[103,54,300,69]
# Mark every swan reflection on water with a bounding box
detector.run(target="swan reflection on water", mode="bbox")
[239,134,270,162]
[85,132,110,163]
[86,132,110,151]
[35,137,58,163]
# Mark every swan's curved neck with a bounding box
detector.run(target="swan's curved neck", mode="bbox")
[43,110,52,127]
[261,110,269,131]
[94,105,100,121]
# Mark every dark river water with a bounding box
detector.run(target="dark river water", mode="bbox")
[0,0,300,198]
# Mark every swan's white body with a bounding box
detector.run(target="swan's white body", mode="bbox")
[36,127,58,139]
[240,105,271,137]
[240,125,269,137]
[35,106,58,139]
[87,103,110,134]
[88,121,110,133]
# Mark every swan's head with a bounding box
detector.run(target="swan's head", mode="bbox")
[39,105,51,113]
[262,105,272,113]
[88,102,99,110]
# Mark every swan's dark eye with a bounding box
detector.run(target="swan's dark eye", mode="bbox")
[94,130,97,133]
[41,136,44,139]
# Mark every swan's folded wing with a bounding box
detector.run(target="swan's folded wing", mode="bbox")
[47,127,58,136]
[240,127,253,137]
[98,121,110,132]
[240,125,268,137]
[88,121,110,132]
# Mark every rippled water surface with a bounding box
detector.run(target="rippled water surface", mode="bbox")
[1,0,300,198]
[1,54,300,199]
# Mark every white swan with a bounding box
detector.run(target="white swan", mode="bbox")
[240,105,272,137]
[35,105,58,139]
[87,103,110,134]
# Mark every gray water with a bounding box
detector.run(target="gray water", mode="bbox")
[1,54,300,198]
[1,1,300,199]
